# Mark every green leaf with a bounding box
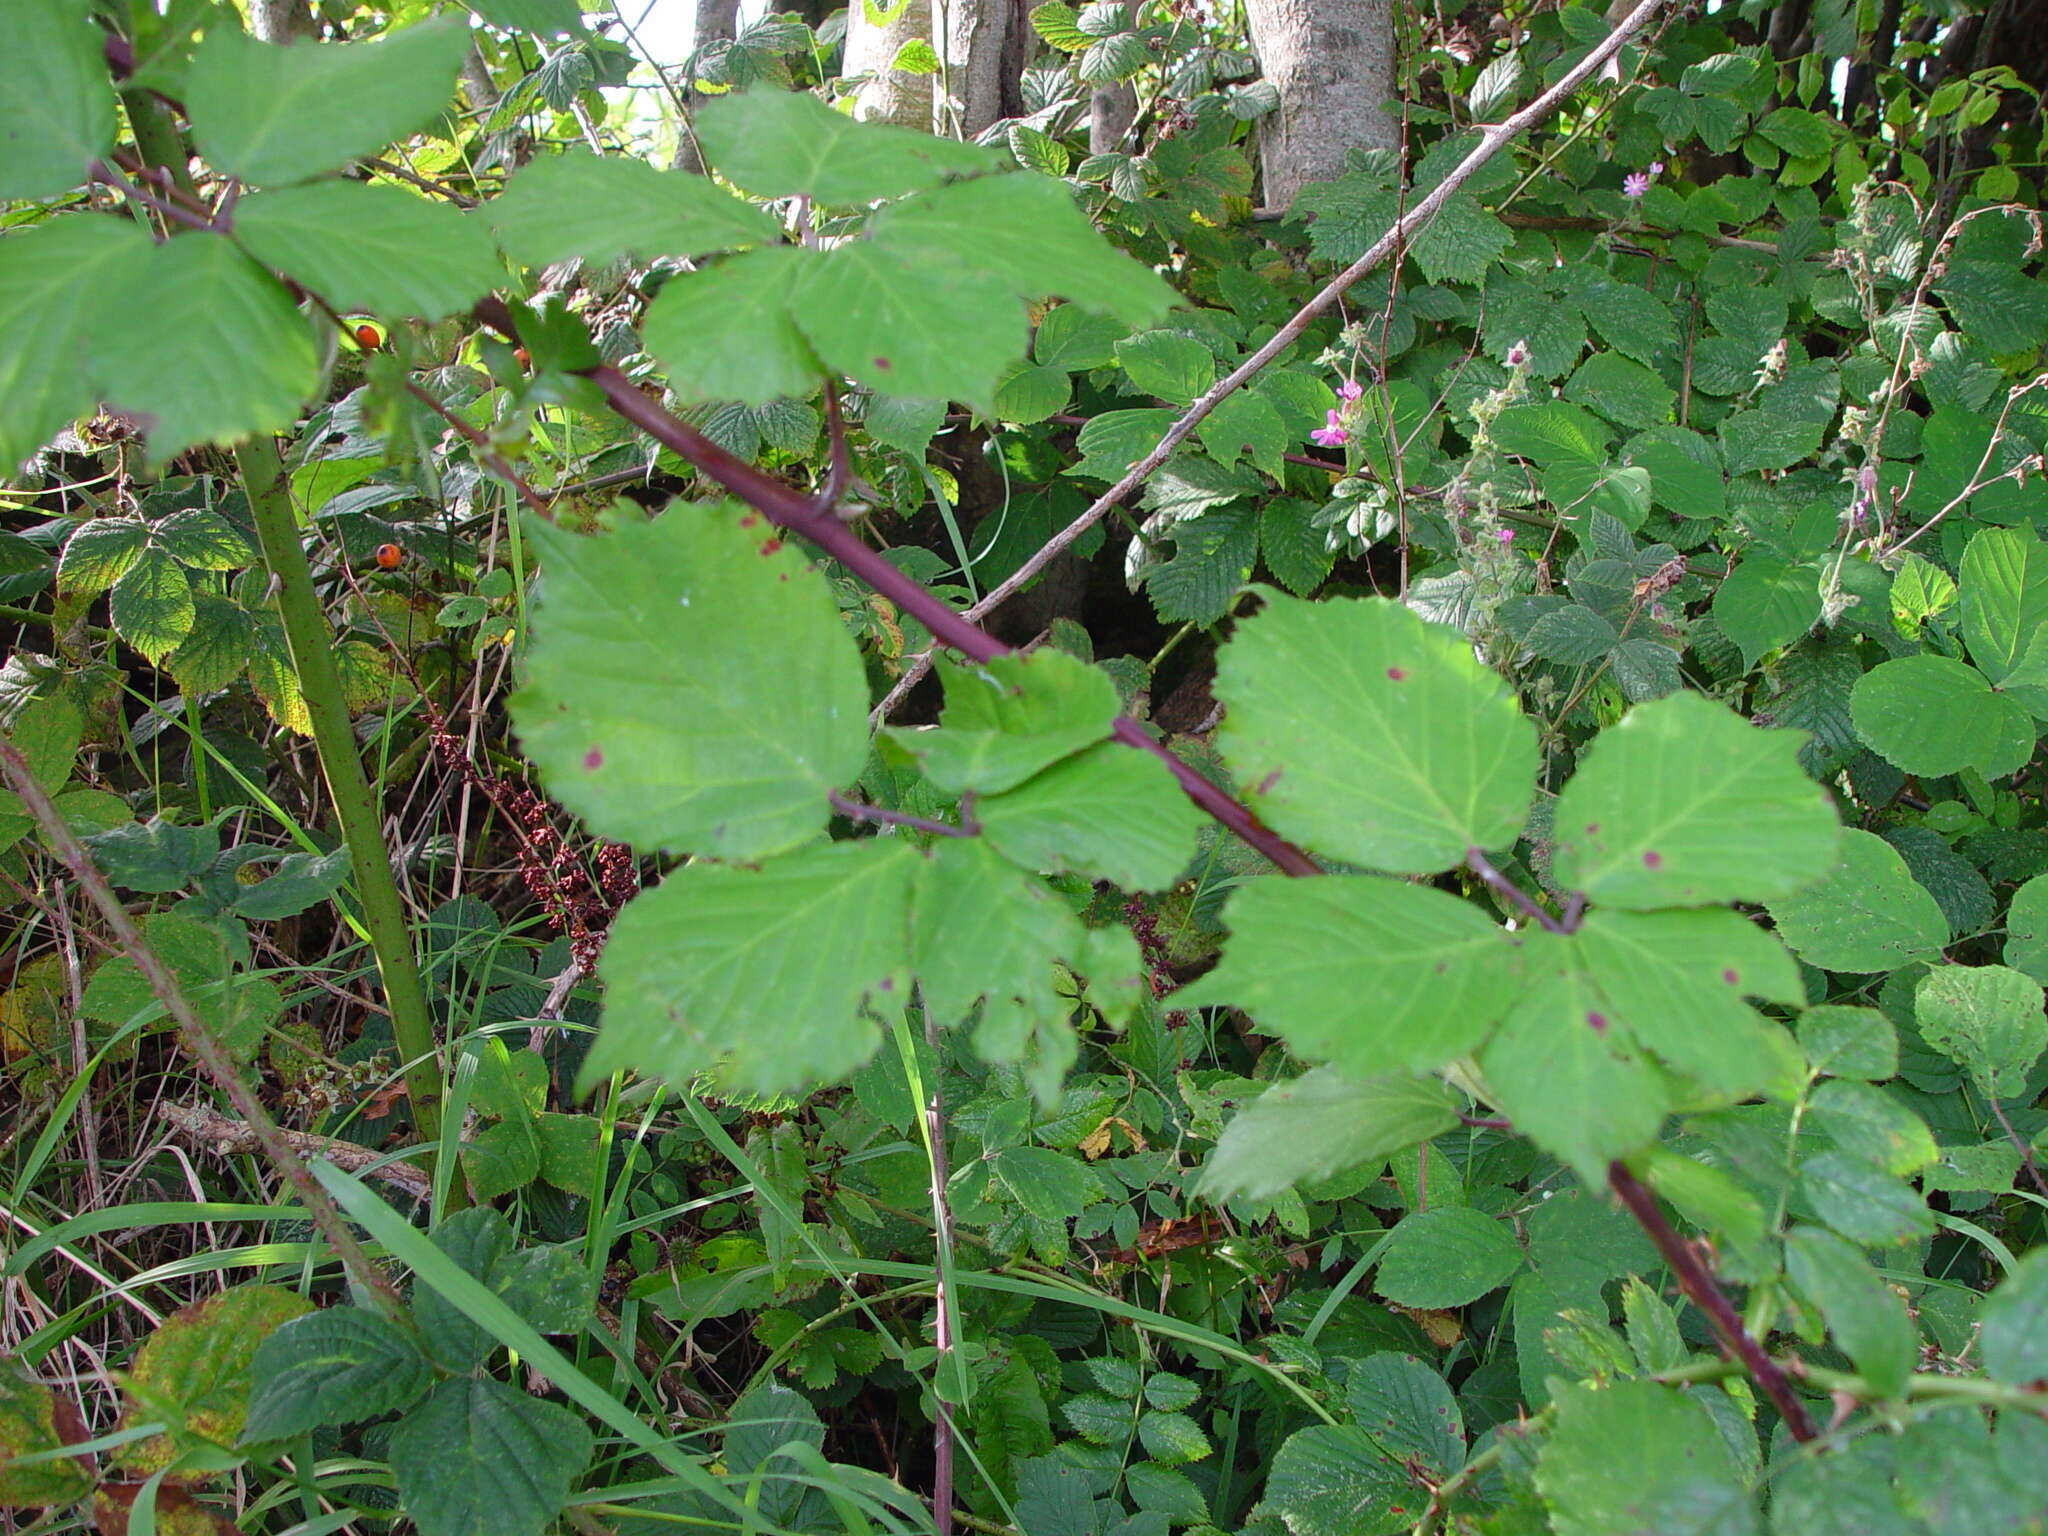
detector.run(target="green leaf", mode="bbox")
[243,1308,433,1440]
[0,0,115,201]
[1199,390,1288,479]
[233,845,351,920]
[1197,1068,1458,1201]
[995,1144,1099,1221]
[115,1285,315,1471]
[153,507,256,571]
[1521,604,1619,664]
[1345,1354,1463,1480]
[79,913,229,1030]
[1889,551,1957,635]
[908,835,1080,1043]
[1257,1425,1418,1536]
[1934,260,2048,355]
[486,150,777,271]
[57,516,151,597]
[467,0,585,34]
[1551,692,1838,909]
[1757,106,1831,159]
[512,506,867,859]
[1796,1005,1898,1080]
[789,239,1023,404]
[1766,828,1948,973]
[2004,872,2048,984]
[1212,593,1538,874]
[409,1207,592,1371]
[93,233,319,462]
[1799,1152,1933,1246]
[893,649,1119,794]
[0,1361,93,1507]
[110,545,196,664]
[186,21,471,187]
[1479,932,1669,1181]
[695,87,993,205]
[0,217,151,475]
[389,1376,592,1536]
[585,839,916,1095]
[977,741,1203,890]
[1809,1078,1935,1176]
[1030,1,1089,49]
[1115,330,1215,404]
[87,816,217,894]
[1494,400,1610,466]
[1146,503,1259,625]
[235,181,504,321]
[1713,556,1821,667]
[1565,352,1674,431]
[1061,1393,1129,1443]
[642,248,824,405]
[1377,1207,1523,1308]
[992,361,1070,423]
[1175,876,1520,1073]
[168,595,258,695]
[1913,963,2047,1098]
[1260,497,1335,597]
[1137,1409,1210,1465]
[1069,407,1175,480]
[1783,1226,1915,1399]
[1980,1250,2048,1387]
[1960,526,2048,684]
[1535,1381,1758,1536]
[1851,654,2035,780]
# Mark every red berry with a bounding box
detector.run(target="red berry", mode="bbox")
[373,543,403,570]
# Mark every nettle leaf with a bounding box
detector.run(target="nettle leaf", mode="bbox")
[512,506,868,859]
[1713,556,1821,667]
[115,1285,315,1473]
[0,1361,93,1507]
[977,741,1204,890]
[186,21,471,188]
[389,1377,592,1536]
[93,233,319,462]
[1913,964,2047,1098]
[875,172,1177,330]
[110,546,196,664]
[1377,1207,1524,1308]
[696,87,993,205]
[243,1308,433,1440]
[1960,526,2048,684]
[1535,1381,1757,1534]
[486,150,777,270]
[642,248,824,405]
[0,217,151,474]
[789,239,1023,403]
[1176,876,1521,1073]
[0,0,116,201]
[1212,594,1538,874]
[586,839,917,1095]
[1257,1424,1420,1536]
[235,182,503,320]
[891,649,1119,794]
[1766,828,1947,974]
[1550,692,1838,909]
[1197,1069,1459,1201]
[1850,654,2035,780]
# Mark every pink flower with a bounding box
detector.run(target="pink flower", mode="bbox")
[1336,379,1363,402]
[1496,528,1515,545]
[1648,161,1666,176]
[1309,409,1348,448]
[1623,171,1651,199]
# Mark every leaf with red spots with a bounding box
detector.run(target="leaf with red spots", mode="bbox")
[1211,594,1539,874]
[1551,691,1838,909]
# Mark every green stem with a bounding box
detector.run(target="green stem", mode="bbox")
[234,436,447,1158]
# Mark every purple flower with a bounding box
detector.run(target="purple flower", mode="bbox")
[1309,409,1348,448]
[1336,379,1364,402]
[1496,528,1515,545]
[1623,171,1651,199]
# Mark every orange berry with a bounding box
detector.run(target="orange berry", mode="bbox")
[354,323,382,350]
[373,543,403,570]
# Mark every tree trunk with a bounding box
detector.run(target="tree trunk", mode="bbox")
[1088,3,1139,152]
[845,0,937,129]
[845,0,1026,136]
[672,0,742,172]
[1243,0,1398,212]
[250,0,315,42]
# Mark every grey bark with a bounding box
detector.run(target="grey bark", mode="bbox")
[1090,82,1138,153]
[1243,0,1399,213]
[671,0,742,172]
[249,0,315,41]
[845,0,1025,136]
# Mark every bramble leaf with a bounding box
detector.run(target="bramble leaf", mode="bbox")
[236,182,503,320]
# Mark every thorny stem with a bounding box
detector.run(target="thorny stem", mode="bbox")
[829,789,978,839]
[0,737,405,1318]
[869,0,1679,725]
[236,436,450,1163]
[1465,848,1569,933]
[1609,1161,1818,1442]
